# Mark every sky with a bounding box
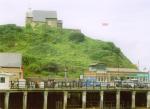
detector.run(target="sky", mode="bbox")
[0,0,150,71]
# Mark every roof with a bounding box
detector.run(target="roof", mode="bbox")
[0,73,15,76]
[106,68,139,73]
[89,62,105,66]
[28,10,57,22]
[0,53,22,68]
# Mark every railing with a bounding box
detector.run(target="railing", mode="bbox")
[9,80,150,90]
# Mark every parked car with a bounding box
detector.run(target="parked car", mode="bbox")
[122,81,134,88]
[115,80,134,88]
[100,82,110,87]
[134,82,148,88]
[82,77,110,87]
[114,80,122,87]
[82,77,99,87]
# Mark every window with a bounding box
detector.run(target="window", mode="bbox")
[0,77,5,83]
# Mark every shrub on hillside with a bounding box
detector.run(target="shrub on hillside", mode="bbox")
[42,62,60,73]
[23,55,37,65]
[29,64,41,73]
[69,32,85,42]
[0,24,23,34]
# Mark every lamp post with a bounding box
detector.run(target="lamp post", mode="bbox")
[64,66,67,81]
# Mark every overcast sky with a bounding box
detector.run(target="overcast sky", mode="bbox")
[0,0,150,70]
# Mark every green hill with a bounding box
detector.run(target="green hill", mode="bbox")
[0,24,136,78]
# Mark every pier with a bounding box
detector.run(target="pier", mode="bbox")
[0,81,150,109]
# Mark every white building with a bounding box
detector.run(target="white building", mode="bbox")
[0,73,14,89]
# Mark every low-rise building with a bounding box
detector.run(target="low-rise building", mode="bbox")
[0,53,23,81]
[0,73,14,89]
[26,10,63,28]
[84,63,149,82]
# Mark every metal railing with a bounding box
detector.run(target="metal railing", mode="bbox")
[9,80,150,90]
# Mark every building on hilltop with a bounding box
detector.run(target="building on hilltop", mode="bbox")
[0,53,23,81]
[26,10,63,28]
[84,63,149,82]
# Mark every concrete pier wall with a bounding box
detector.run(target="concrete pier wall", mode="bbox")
[0,89,150,109]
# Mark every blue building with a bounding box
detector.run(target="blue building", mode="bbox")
[84,63,149,82]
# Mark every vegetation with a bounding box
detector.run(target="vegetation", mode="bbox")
[0,24,136,78]
[69,32,85,43]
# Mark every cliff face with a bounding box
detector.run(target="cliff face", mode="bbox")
[0,24,136,77]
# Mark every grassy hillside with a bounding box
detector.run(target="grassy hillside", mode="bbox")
[0,24,136,78]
